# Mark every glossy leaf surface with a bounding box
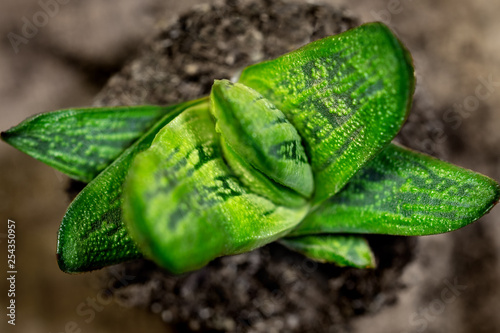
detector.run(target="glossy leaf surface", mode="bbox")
[124,104,309,274]
[221,137,307,207]
[2,105,176,182]
[210,80,314,198]
[291,144,500,236]
[280,235,375,268]
[56,98,207,273]
[239,22,415,203]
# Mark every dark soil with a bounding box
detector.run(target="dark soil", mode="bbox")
[86,0,445,331]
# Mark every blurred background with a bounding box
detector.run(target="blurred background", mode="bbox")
[1,0,500,332]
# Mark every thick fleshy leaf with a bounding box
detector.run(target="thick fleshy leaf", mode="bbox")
[210,80,314,198]
[1,105,175,182]
[280,235,375,269]
[291,143,500,236]
[221,137,307,207]
[239,22,415,203]
[56,98,207,273]
[124,103,309,274]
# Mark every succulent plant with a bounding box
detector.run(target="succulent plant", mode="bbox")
[2,23,498,274]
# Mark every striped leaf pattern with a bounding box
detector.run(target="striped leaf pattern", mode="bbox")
[280,235,375,269]
[56,98,207,273]
[2,105,178,182]
[210,80,314,198]
[239,22,415,203]
[221,138,307,208]
[291,144,500,236]
[124,103,308,274]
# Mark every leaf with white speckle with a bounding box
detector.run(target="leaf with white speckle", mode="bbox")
[291,144,500,236]
[124,103,308,274]
[56,98,207,273]
[2,105,181,182]
[239,22,415,204]
[280,234,376,268]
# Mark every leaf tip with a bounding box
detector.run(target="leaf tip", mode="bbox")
[483,177,500,214]
[56,227,83,274]
[55,251,74,274]
[1,128,15,144]
[56,246,79,274]
[365,252,377,269]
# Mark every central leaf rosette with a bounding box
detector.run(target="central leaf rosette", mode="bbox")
[123,99,310,274]
[211,80,313,204]
[123,82,322,274]
[122,23,416,273]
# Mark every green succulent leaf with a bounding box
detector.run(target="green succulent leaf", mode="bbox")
[124,103,309,274]
[56,98,207,273]
[239,22,415,204]
[1,105,177,182]
[280,235,376,269]
[291,143,500,236]
[210,80,314,198]
[221,137,307,208]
